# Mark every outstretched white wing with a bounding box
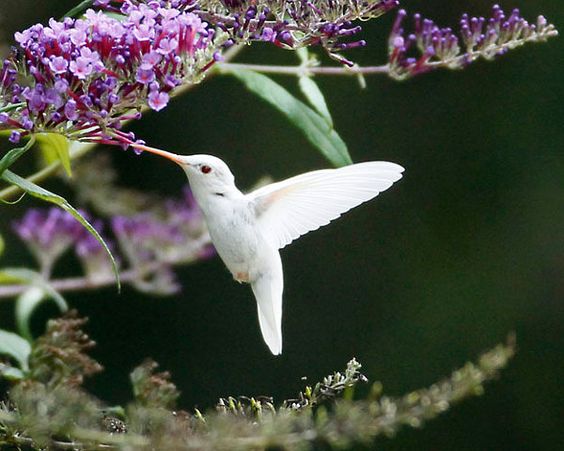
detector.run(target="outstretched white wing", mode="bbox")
[249,161,404,250]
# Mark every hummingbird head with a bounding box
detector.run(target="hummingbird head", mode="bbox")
[175,154,236,194]
[133,144,236,195]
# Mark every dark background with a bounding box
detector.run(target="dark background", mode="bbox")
[1,1,562,449]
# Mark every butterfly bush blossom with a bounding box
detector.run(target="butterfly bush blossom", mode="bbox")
[0,3,225,146]
[0,1,557,149]
[388,4,558,80]
[13,187,213,293]
[0,0,399,147]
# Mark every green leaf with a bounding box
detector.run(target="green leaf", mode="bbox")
[0,268,68,341]
[296,47,309,64]
[0,102,24,113]
[0,364,25,381]
[0,269,26,284]
[0,135,36,178]
[16,287,47,341]
[298,76,333,127]
[62,0,93,19]
[104,11,127,21]
[35,133,72,177]
[1,169,121,290]
[0,329,31,371]
[227,68,352,167]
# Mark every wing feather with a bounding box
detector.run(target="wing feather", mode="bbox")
[250,162,404,249]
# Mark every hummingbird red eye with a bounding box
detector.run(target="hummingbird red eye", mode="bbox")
[201,165,212,174]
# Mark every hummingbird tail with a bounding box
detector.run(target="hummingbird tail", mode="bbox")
[251,254,283,355]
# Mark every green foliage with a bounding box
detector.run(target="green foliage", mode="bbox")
[28,311,102,388]
[1,169,120,290]
[0,311,516,450]
[63,0,94,19]
[227,68,353,167]
[0,268,69,341]
[299,76,334,127]
[296,48,334,127]
[35,133,72,177]
[130,360,180,410]
[0,329,31,372]
[0,135,36,178]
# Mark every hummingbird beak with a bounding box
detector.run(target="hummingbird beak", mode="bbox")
[131,143,189,166]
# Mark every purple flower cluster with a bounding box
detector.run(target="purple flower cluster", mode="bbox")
[12,187,213,292]
[198,0,399,65]
[0,2,224,145]
[388,4,558,80]
[100,1,398,64]
[0,0,402,146]
[108,188,213,294]
[111,188,213,266]
[14,208,85,271]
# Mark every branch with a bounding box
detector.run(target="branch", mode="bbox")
[219,62,390,76]
[0,262,166,300]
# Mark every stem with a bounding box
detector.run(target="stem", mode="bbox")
[0,102,25,113]
[219,62,390,76]
[0,44,245,202]
[62,0,93,19]
[0,263,166,300]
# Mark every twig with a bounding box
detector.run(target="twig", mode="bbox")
[219,62,390,76]
[0,262,164,300]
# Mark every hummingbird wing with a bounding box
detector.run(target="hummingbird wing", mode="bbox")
[251,250,283,355]
[249,162,404,250]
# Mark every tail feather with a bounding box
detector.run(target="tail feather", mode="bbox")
[251,252,283,355]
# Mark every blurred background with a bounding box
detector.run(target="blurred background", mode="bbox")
[0,0,562,449]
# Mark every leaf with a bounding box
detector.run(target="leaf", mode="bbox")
[298,76,333,127]
[62,0,93,19]
[0,364,25,380]
[0,329,31,371]
[16,287,47,342]
[0,102,24,113]
[0,233,4,259]
[1,170,120,290]
[103,12,127,22]
[296,47,309,64]
[2,268,68,308]
[227,68,352,167]
[294,48,333,125]
[0,135,36,178]
[0,270,27,284]
[36,133,72,177]
[1,268,68,341]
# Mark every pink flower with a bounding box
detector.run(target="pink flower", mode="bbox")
[136,68,155,84]
[133,23,155,41]
[49,56,69,74]
[157,37,179,55]
[69,57,93,79]
[148,90,169,111]
[140,51,162,70]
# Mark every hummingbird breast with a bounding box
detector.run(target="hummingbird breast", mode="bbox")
[200,195,265,281]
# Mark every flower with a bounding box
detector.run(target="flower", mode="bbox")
[0,2,226,147]
[12,193,213,294]
[388,4,558,80]
[147,91,169,111]
[13,208,83,271]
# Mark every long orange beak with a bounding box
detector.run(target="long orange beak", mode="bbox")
[130,143,187,165]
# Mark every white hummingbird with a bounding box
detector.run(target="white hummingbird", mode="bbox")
[134,144,404,355]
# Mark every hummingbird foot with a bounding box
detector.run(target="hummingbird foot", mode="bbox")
[234,272,250,284]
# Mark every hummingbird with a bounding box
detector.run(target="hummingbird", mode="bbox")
[133,144,404,355]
